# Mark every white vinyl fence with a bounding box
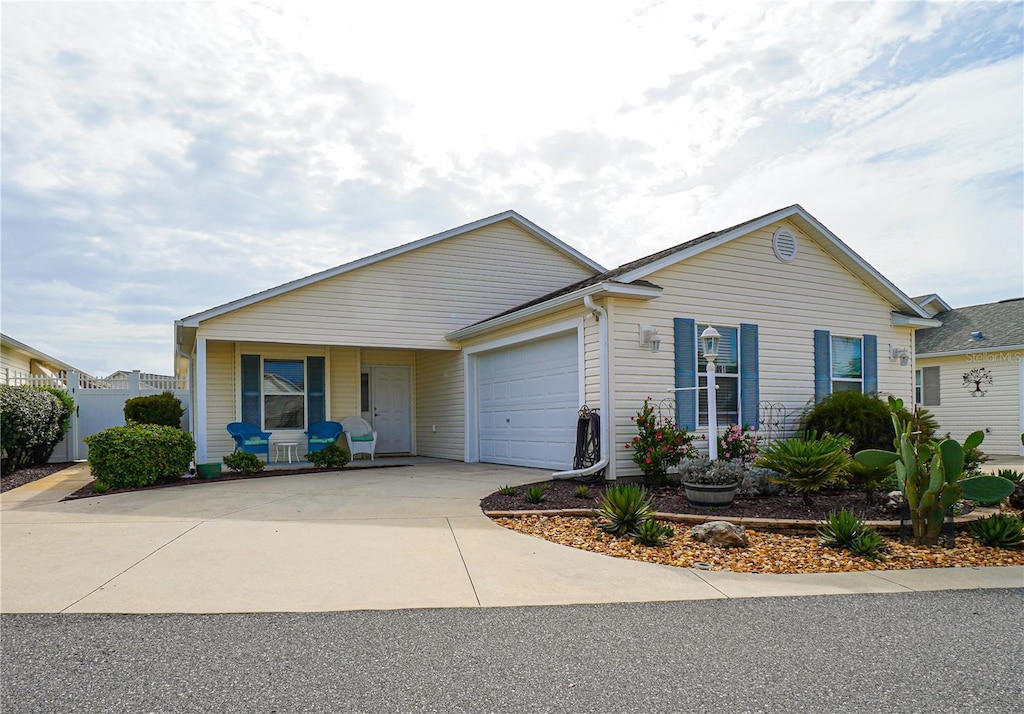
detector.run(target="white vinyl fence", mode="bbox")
[3,370,190,461]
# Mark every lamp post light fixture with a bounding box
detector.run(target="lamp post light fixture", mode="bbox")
[699,326,721,461]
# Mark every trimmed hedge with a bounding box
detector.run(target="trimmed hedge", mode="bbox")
[0,385,71,477]
[31,387,74,465]
[124,391,185,428]
[85,423,195,490]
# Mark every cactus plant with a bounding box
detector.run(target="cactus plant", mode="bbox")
[855,397,1015,546]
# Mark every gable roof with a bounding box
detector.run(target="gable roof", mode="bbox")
[916,297,1024,356]
[176,210,604,328]
[450,204,932,339]
[912,293,953,317]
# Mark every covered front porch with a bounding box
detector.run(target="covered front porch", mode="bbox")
[187,340,464,464]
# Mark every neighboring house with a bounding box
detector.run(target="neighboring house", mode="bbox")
[104,370,181,390]
[1,333,81,383]
[175,205,938,479]
[914,296,1024,456]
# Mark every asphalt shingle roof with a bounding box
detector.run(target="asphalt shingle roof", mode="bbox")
[915,297,1024,354]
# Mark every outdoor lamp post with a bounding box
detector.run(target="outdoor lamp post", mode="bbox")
[700,326,721,461]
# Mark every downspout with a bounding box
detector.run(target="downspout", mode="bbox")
[552,294,610,479]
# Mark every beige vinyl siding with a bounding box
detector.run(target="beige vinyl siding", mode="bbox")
[206,341,236,461]
[361,349,416,367]
[1,345,32,375]
[329,346,359,421]
[609,219,917,478]
[916,351,1023,455]
[416,350,464,460]
[198,221,595,349]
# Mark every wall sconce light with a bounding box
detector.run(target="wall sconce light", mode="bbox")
[639,325,661,353]
[889,345,910,366]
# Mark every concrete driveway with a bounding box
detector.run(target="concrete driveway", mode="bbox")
[2,462,1020,613]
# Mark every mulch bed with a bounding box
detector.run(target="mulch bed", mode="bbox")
[480,478,897,521]
[0,462,76,494]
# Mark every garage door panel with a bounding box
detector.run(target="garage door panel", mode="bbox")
[477,332,579,469]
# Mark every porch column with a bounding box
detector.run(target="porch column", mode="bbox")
[195,337,207,463]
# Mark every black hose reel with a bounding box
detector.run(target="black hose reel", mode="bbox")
[572,405,604,482]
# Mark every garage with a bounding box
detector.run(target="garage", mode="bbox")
[476,332,580,469]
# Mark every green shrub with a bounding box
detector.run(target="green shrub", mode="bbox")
[30,387,74,465]
[123,391,185,427]
[596,484,655,536]
[848,528,886,560]
[633,518,675,547]
[817,509,865,549]
[574,484,591,499]
[968,514,1024,548]
[498,484,516,496]
[525,485,547,504]
[1,385,67,476]
[223,450,264,474]
[755,434,852,506]
[85,423,194,490]
[800,391,936,453]
[307,443,350,469]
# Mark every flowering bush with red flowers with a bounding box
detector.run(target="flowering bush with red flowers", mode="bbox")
[627,399,699,485]
[718,424,759,465]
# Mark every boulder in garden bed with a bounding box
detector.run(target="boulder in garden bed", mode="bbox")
[690,521,749,548]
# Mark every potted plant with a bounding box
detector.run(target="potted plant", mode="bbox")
[678,458,743,507]
[627,399,699,486]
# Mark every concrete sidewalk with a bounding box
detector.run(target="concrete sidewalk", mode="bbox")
[1,463,1021,614]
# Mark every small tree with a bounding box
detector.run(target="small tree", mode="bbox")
[124,391,185,428]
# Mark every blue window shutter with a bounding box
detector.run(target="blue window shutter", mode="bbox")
[813,330,831,403]
[862,334,878,394]
[241,354,261,425]
[308,356,325,424]
[739,323,760,429]
[674,318,697,429]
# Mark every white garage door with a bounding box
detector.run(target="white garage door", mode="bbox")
[477,332,579,469]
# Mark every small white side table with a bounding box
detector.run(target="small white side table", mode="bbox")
[274,441,299,464]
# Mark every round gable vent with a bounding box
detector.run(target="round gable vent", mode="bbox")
[773,227,798,262]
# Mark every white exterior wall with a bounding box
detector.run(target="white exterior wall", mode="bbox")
[197,221,595,349]
[1,345,33,375]
[609,219,918,478]
[917,351,1024,456]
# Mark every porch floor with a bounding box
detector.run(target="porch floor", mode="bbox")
[262,455,453,471]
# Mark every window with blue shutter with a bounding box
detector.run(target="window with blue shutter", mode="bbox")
[862,334,877,394]
[674,318,697,429]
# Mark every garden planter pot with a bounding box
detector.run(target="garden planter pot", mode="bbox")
[683,482,738,508]
[196,463,222,479]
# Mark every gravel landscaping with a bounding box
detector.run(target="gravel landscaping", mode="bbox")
[482,478,1024,574]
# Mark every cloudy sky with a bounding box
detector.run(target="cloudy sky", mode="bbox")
[2,0,1022,377]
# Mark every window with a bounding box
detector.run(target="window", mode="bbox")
[263,359,305,429]
[915,369,922,404]
[360,372,370,413]
[697,324,739,426]
[831,336,862,393]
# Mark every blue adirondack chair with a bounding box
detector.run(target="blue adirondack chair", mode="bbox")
[226,422,272,461]
[305,421,343,455]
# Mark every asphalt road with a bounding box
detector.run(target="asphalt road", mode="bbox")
[2,589,1022,713]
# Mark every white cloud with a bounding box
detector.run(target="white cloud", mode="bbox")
[1,0,1021,375]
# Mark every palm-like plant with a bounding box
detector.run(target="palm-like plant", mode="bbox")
[754,434,852,506]
[595,484,655,536]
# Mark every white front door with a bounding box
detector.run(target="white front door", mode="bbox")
[370,366,412,454]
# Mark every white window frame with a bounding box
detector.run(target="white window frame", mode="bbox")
[262,357,308,431]
[697,323,740,427]
[830,335,863,394]
[914,369,923,405]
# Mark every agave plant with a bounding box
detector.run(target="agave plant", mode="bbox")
[525,485,547,504]
[817,509,864,549]
[968,514,1024,548]
[633,518,675,547]
[595,484,655,536]
[848,528,886,560]
[754,433,852,506]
